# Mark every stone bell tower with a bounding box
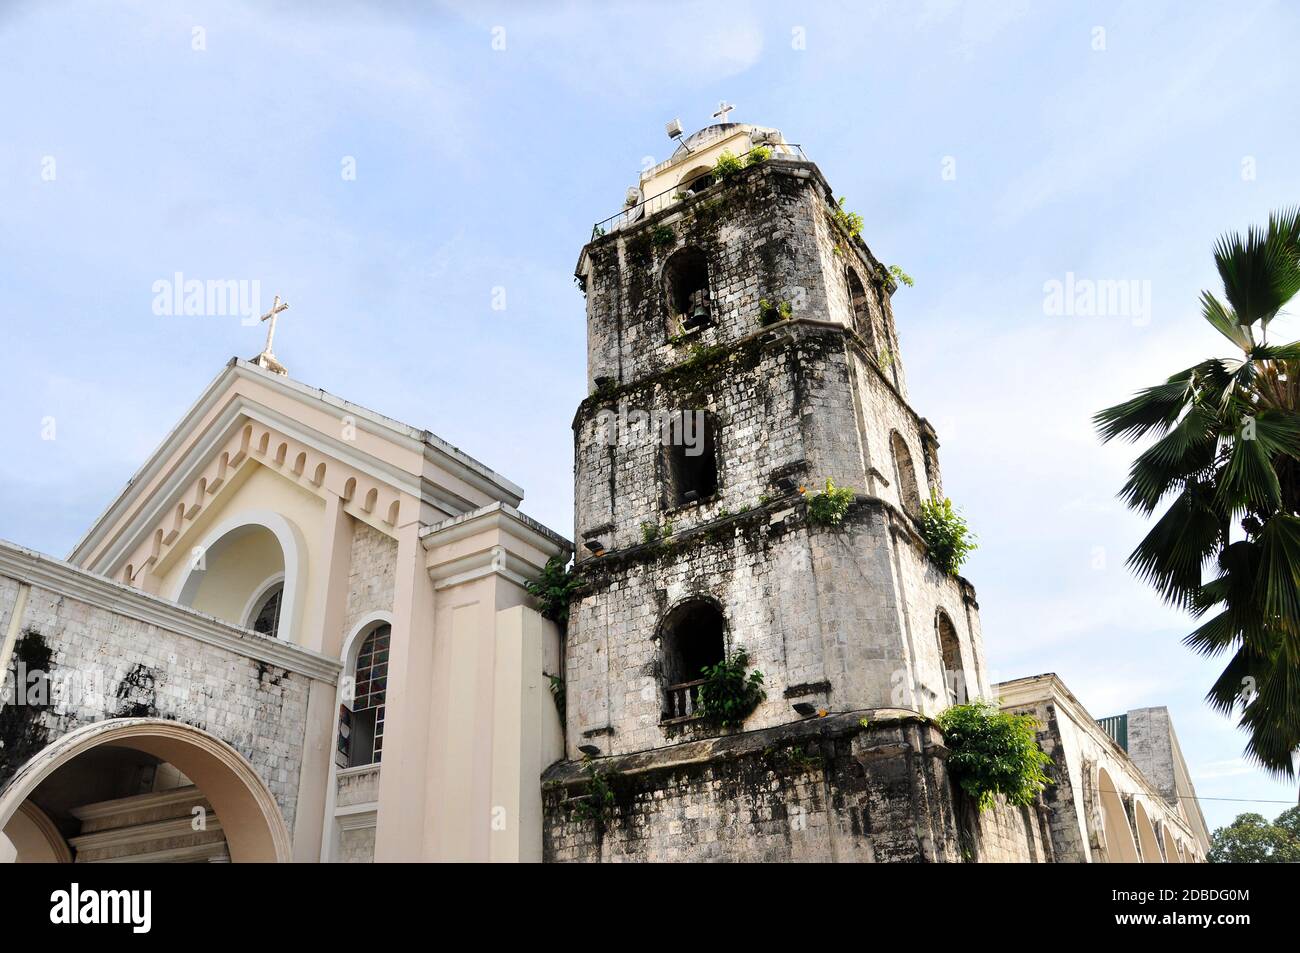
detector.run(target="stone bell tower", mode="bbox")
[544,113,1001,863]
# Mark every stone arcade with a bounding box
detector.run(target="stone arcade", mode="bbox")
[0,114,1209,863]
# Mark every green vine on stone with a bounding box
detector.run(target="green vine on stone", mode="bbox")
[888,264,914,288]
[804,478,855,527]
[832,197,864,240]
[525,557,581,629]
[758,298,793,326]
[919,492,978,575]
[696,648,766,728]
[936,701,1053,812]
[651,224,676,248]
[573,759,616,826]
[547,673,566,729]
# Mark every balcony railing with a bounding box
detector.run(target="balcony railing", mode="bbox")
[591,144,808,241]
[662,678,707,723]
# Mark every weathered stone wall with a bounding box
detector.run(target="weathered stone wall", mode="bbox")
[567,492,982,757]
[543,712,977,863]
[579,160,900,398]
[997,676,1207,863]
[0,563,317,837]
[973,798,1054,862]
[343,520,397,640]
[337,825,376,864]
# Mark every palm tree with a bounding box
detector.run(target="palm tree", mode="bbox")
[1095,208,1300,776]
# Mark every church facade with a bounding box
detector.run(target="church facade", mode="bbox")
[0,116,1209,863]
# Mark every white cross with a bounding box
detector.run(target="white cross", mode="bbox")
[257,295,289,357]
[713,101,735,123]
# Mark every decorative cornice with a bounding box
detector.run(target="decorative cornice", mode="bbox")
[0,540,341,683]
[421,502,572,592]
[420,501,572,554]
[70,359,526,571]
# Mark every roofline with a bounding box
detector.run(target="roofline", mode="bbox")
[995,673,1204,844]
[69,359,526,567]
[1,538,340,683]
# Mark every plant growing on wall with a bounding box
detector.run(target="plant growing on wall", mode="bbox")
[712,149,746,180]
[745,145,772,166]
[832,197,864,240]
[525,557,581,629]
[651,223,676,248]
[919,493,978,575]
[804,478,855,527]
[696,648,766,728]
[887,264,914,287]
[936,701,1053,812]
[758,298,793,326]
[546,673,566,729]
[573,759,616,826]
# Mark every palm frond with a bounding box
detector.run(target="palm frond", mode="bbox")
[1200,290,1254,351]
[1252,514,1300,636]
[1125,486,1223,609]
[1213,211,1300,327]
[1094,373,1196,444]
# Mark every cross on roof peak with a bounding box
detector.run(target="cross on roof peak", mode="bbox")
[712,101,735,123]
[250,294,290,375]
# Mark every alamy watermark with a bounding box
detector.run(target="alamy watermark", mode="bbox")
[151,273,262,323]
[1043,272,1151,325]
[593,403,707,456]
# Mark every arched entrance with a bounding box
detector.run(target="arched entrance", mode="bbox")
[1134,800,1163,863]
[1096,766,1140,863]
[0,719,291,863]
[1162,826,1183,863]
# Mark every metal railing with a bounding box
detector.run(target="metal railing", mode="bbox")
[591,144,808,241]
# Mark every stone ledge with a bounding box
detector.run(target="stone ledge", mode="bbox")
[0,539,341,683]
[543,708,935,790]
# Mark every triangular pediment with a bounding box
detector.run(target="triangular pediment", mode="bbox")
[71,359,524,587]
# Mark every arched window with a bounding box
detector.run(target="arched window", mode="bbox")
[890,431,923,516]
[663,247,712,334]
[659,600,726,721]
[846,269,875,349]
[342,623,390,767]
[663,410,718,506]
[936,611,966,706]
[248,582,283,637]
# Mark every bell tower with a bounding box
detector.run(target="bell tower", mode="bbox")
[564,113,991,761]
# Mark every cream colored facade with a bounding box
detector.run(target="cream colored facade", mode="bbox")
[0,358,568,863]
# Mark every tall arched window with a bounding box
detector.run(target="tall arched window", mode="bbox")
[663,246,712,334]
[890,431,923,516]
[659,600,726,721]
[342,623,390,767]
[846,269,876,349]
[936,611,966,706]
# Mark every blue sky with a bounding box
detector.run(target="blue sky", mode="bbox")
[2,0,1299,831]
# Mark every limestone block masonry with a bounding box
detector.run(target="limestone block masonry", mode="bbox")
[0,543,337,841]
[543,712,963,862]
[545,130,1015,861]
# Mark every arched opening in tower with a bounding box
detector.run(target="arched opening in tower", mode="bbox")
[846,268,876,349]
[663,247,712,333]
[659,600,726,720]
[936,610,967,706]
